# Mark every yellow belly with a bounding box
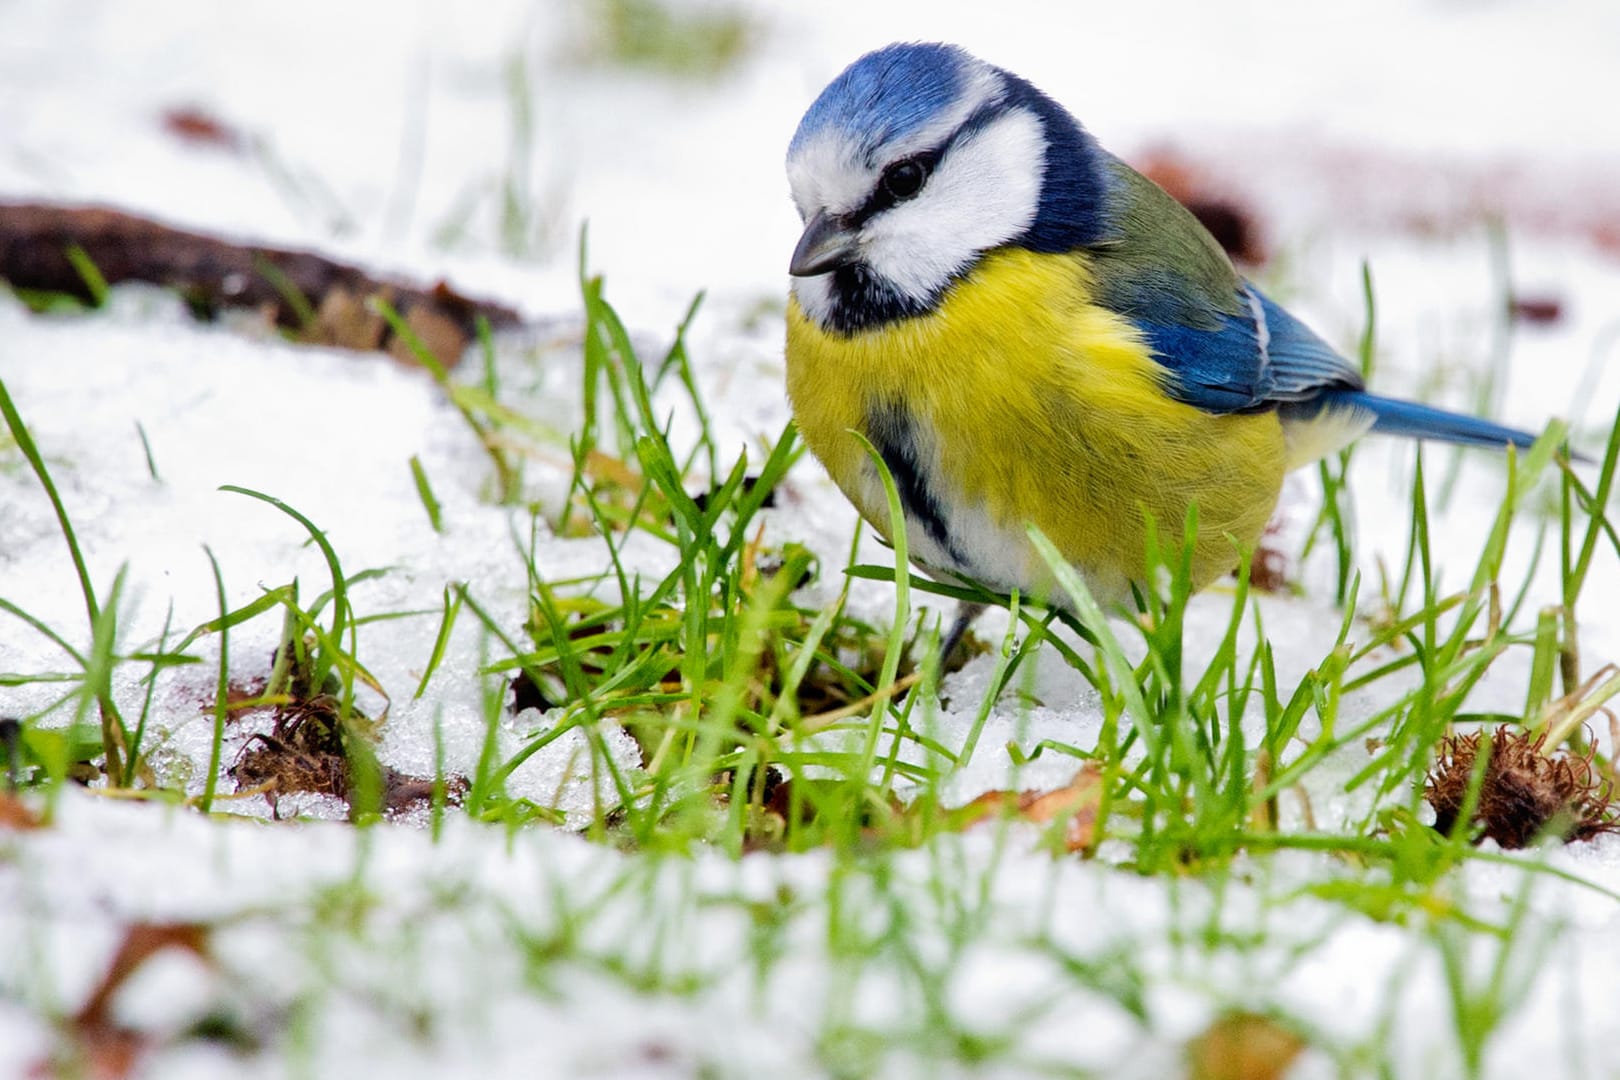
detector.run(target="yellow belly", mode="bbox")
[784,247,1287,604]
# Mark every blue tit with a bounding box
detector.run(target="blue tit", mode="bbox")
[782,42,1544,635]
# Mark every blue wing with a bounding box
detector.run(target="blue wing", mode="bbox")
[1134,284,1539,454]
[1086,156,1364,413]
[1084,157,1539,454]
[1133,283,1363,413]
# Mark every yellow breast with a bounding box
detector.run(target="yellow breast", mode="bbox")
[784,248,1287,604]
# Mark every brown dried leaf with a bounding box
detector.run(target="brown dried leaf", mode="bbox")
[76,924,212,1031]
[1508,294,1564,325]
[386,302,469,370]
[1186,1011,1307,1080]
[29,1027,146,1080]
[959,765,1104,852]
[0,791,44,830]
[34,923,214,1080]
[1246,519,1293,594]
[312,284,387,350]
[160,106,244,152]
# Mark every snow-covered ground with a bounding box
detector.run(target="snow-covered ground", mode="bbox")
[4,1,1620,1076]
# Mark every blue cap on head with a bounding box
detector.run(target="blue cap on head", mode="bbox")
[789,43,975,163]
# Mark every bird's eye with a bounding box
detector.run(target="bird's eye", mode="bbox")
[880,158,929,202]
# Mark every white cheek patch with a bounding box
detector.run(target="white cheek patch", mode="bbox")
[861,108,1046,301]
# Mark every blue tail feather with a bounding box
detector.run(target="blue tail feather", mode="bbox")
[1315,389,1539,451]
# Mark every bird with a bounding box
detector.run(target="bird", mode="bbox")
[783,42,1547,652]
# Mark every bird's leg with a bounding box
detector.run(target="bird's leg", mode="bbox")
[937,601,987,668]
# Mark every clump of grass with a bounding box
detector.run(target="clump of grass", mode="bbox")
[0,374,136,792]
[459,253,965,852]
[463,235,1620,900]
[230,693,463,819]
[0,379,458,822]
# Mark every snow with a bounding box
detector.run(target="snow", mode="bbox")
[4,0,1620,1076]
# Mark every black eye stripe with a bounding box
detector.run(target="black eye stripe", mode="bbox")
[853,148,942,224]
[849,102,1015,226]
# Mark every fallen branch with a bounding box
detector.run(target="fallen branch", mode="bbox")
[0,202,523,367]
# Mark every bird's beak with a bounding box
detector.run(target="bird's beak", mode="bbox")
[789,210,859,277]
